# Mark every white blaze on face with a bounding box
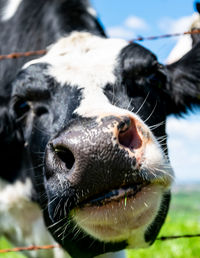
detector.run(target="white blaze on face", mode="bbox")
[1,0,23,21]
[24,32,129,117]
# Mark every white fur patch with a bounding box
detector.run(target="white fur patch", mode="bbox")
[87,7,97,17]
[166,12,200,64]
[0,178,68,258]
[166,35,192,64]
[1,0,22,21]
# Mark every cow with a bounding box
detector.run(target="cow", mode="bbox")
[0,0,200,258]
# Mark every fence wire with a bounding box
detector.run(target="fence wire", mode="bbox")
[0,49,46,61]
[1,234,200,254]
[0,29,200,61]
[130,28,200,42]
[0,244,60,254]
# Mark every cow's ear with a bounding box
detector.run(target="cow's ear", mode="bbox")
[196,2,200,13]
[0,99,24,182]
[164,41,200,115]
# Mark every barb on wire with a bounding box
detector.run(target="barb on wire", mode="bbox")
[0,29,200,61]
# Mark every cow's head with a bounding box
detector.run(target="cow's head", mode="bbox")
[3,32,200,257]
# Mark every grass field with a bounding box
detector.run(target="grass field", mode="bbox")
[127,185,200,258]
[0,184,200,258]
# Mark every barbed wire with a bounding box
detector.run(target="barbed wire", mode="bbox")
[129,28,200,42]
[0,234,200,254]
[0,29,200,61]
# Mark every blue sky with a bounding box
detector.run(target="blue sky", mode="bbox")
[92,0,200,182]
[92,0,197,62]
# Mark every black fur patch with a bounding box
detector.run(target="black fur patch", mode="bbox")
[145,191,171,244]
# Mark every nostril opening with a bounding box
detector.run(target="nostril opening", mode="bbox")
[118,118,142,150]
[35,106,48,117]
[55,147,75,170]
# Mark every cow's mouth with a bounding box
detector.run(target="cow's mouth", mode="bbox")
[71,183,164,245]
[81,183,146,207]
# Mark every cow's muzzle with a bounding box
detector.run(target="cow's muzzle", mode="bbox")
[44,114,173,245]
[45,115,149,197]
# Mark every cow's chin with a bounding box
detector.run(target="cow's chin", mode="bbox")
[71,184,165,248]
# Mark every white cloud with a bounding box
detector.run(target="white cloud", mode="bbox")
[167,117,200,141]
[159,13,199,34]
[106,26,135,39]
[168,138,184,149]
[168,140,200,182]
[107,15,148,40]
[124,16,148,30]
[166,116,200,182]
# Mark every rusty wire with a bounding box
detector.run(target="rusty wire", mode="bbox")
[0,49,47,61]
[0,244,60,254]
[0,29,200,61]
[1,234,200,254]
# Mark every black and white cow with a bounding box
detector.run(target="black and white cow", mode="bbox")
[0,0,200,258]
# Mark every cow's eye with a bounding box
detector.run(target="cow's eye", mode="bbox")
[146,73,157,83]
[14,99,30,118]
[146,71,166,89]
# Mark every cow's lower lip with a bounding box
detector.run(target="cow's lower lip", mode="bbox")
[81,184,147,207]
[71,184,164,243]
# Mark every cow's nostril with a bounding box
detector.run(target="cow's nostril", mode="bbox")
[55,147,75,170]
[118,118,142,150]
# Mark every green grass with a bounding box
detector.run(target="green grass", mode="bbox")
[0,237,27,258]
[127,189,200,258]
[1,187,200,258]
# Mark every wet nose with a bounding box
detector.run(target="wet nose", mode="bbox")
[45,115,145,198]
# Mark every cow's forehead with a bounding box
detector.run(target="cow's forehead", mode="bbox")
[24,32,128,88]
[23,32,135,117]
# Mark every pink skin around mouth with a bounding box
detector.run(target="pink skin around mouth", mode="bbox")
[71,184,164,242]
